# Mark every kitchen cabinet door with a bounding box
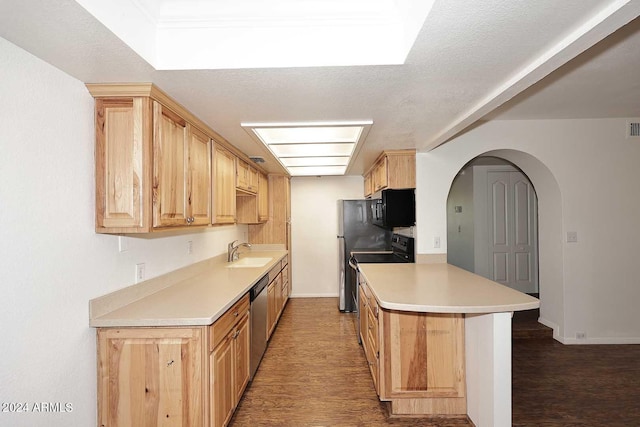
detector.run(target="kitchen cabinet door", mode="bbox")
[364,172,373,197]
[373,157,388,192]
[213,145,236,224]
[358,284,368,346]
[267,281,277,339]
[153,102,189,227]
[381,311,465,399]
[95,97,152,232]
[258,172,269,222]
[187,125,212,225]
[97,327,205,427]
[211,332,235,427]
[234,315,250,403]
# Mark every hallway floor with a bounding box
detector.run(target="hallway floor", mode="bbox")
[230,298,640,427]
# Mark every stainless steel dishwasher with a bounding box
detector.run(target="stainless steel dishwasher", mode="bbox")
[249,274,269,379]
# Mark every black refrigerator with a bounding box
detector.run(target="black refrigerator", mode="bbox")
[337,199,391,312]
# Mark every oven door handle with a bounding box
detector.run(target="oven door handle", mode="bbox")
[348,257,358,271]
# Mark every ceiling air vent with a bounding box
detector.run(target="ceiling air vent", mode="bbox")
[249,156,266,163]
[628,121,640,138]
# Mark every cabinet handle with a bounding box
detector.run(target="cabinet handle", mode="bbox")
[233,330,240,339]
[186,216,195,224]
[374,306,379,318]
[234,311,239,317]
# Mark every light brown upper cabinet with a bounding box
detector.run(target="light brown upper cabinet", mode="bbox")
[153,102,212,228]
[213,145,237,224]
[248,175,291,249]
[257,172,269,222]
[236,158,258,194]
[88,83,267,233]
[94,97,151,232]
[363,150,416,197]
[236,171,269,225]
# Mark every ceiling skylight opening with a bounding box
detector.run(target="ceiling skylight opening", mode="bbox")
[242,121,372,177]
[74,0,436,69]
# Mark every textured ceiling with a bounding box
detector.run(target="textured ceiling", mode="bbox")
[0,0,638,175]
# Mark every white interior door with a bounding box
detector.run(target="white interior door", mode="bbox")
[487,170,538,293]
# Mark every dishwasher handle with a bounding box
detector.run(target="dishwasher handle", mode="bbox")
[250,275,269,301]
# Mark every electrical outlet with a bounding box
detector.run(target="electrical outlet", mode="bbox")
[135,263,145,284]
[433,236,441,248]
[567,231,578,243]
[576,332,586,340]
[187,240,193,255]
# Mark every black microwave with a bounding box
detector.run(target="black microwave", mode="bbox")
[370,189,415,228]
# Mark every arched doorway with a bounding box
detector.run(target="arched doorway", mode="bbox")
[417,147,564,339]
[447,156,539,294]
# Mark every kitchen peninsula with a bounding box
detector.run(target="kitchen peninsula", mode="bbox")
[357,262,539,427]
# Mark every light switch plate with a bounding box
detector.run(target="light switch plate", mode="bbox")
[118,236,129,252]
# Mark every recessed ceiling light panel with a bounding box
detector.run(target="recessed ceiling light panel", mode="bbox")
[280,157,350,167]
[269,143,355,158]
[242,121,372,176]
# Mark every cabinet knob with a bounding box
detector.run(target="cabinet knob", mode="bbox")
[234,311,239,317]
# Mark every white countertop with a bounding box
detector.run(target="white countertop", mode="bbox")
[90,250,288,327]
[358,263,539,314]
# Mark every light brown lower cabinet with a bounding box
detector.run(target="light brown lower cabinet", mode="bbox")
[97,327,206,427]
[266,259,290,340]
[210,312,249,427]
[359,280,466,417]
[96,294,250,427]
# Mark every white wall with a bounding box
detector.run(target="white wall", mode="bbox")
[0,37,246,426]
[416,118,640,344]
[446,167,475,271]
[290,176,363,297]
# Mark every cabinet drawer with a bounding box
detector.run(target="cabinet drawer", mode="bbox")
[281,265,289,285]
[368,293,378,315]
[367,307,378,351]
[268,262,282,283]
[210,293,249,351]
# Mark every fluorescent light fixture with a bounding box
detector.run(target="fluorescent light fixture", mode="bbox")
[73,0,435,69]
[280,157,350,167]
[269,143,355,158]
[242,121,372,176]
[287,166,348,176]
[254,127,363,144]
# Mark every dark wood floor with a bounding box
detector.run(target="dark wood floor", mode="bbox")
[230,298,640,427]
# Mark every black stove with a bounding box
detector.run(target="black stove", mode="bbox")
[351,234,415,265]
[349,234,415,344]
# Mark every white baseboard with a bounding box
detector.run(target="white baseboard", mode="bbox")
[539,317,640,344]
[538,316,561,342]
[561,336,640,345]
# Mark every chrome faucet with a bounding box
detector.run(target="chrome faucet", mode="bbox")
[227,240,251,262]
